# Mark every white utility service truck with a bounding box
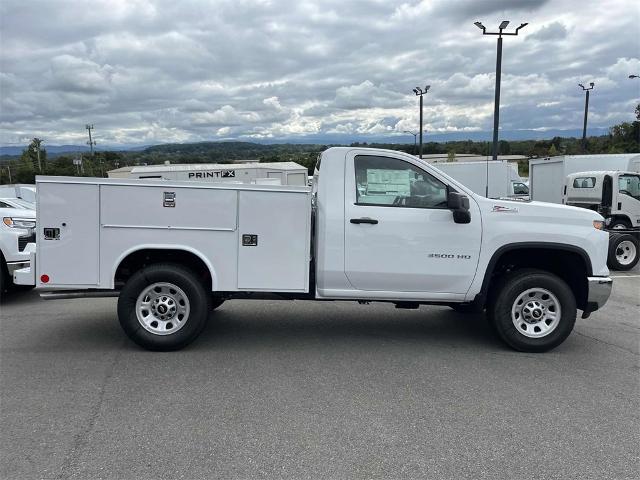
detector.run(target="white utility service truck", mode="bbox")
[15,147,612,352]
[430,160,528,199]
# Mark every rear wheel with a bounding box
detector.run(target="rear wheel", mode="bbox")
[488,269,576,352]
[607,233,639,271]
[118,263,210,351]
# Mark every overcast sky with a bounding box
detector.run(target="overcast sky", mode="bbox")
[1,0,639,146]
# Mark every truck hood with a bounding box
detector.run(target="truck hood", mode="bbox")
[478,197,603,222]
[0,207,36,219]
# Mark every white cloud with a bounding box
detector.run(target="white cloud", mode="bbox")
[0,0,638,145]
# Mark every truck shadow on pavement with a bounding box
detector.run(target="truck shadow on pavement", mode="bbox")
[192,303,505,352]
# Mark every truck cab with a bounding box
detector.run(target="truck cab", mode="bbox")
[564,171,640,230]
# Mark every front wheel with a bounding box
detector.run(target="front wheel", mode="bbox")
[488,269,576,353]
[607,233,639,271]
[118,263,210,351]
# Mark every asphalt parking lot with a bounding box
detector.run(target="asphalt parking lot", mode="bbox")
[1,269,639,480]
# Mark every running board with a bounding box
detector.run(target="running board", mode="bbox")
[40,290,120,300]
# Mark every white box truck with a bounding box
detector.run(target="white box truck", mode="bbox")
[15,147,612,353]
[429,161,528,199]
[529,154,640,203]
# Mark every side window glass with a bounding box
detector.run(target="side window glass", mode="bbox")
[572,177,596,188]
[513,183,529,195]
[354,155,447,208]
[618,175,640,200]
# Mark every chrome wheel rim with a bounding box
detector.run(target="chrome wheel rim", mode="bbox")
[616,240,637,266]
[135,282,190,335]
[611,223,627,230]
[511,288,561,338]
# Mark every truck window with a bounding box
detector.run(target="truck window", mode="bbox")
[513,182,529,195]
[618,174,640,200]
[572,177,596,188]
[354,155,447,208]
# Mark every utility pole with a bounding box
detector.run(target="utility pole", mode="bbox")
[86,124,96,156]
[578,83,595,153]
[412,86,430,159]
[474,20,528,160]
[32,137,43,173]
[3,164,12,183]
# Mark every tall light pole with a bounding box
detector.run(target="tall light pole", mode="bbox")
[412,86,430,159]
[403,130,418,155]
[474,20,528,160]
[578,82,595,153]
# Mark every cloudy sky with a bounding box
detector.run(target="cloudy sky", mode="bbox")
[1,0,639,146]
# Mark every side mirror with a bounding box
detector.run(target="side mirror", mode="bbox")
[447,191,471,224]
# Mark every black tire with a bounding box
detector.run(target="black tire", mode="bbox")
[609,219,632,230]
[488,269,577,353]
[117,263,211,351]
[607,233,639,271]
[449,303,481,314]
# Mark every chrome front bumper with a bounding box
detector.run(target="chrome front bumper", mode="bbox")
[582,276,613,318]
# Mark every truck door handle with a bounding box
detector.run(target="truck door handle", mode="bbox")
[350,218,378,225]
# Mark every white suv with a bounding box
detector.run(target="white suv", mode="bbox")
[0,199,36,299]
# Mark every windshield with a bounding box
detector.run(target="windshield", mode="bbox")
[618,174,640,201]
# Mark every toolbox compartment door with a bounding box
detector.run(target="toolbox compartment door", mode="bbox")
[237,190,310,291]
[37,183,100,286]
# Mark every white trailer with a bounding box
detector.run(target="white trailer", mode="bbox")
[529,154,640,203]
[108,162,309,186]
[429,161,528,199]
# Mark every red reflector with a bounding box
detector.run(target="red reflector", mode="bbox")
[40,274,50,283]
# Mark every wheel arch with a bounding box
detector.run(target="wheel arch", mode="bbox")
[113,245,217,291]
[477,242,592,311]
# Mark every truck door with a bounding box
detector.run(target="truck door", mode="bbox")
[616,173,640,227]
[343,152,481,295]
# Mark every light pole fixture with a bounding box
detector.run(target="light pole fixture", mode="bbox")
[403,130,418,155]
[629,74,639,79]
[578,82,595,153]
[412,85,430,159]
[474,20,528,160]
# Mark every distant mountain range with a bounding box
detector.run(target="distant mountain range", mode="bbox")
[0,127,610,158]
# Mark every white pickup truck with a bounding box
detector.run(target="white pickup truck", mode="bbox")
[15,147,612,352]
[1,199,36,299]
